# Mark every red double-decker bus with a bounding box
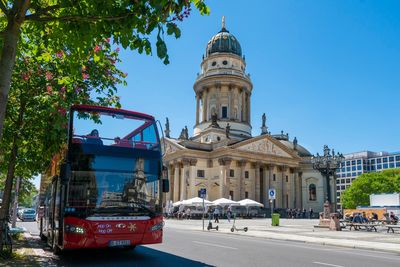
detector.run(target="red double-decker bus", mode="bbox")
[37,105,169,254]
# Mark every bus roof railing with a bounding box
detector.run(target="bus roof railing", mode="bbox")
[71,105,155,121]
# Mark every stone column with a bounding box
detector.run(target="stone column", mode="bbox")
[282,166,288,208]
[241,89,246,122]
[249,163,256,200]
[238,160,246,200]
[173,162,180,202]
[207,160,213,199]
[254,162,261,202]
[195,93,200,125]
[181,159,190,200]
[202,88,208,122]
[218,158,232,199]
[247,92,251,124]
[167,165,173,202]
[189,159,198,198]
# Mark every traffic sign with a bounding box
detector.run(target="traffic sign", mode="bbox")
[268,189,276,200]
[200,188,207,198]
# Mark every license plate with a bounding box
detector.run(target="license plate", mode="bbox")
[109,240,131,247]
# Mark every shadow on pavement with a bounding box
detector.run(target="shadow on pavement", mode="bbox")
[56,245,214,267]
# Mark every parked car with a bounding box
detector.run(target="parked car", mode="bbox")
[19,208,36,221]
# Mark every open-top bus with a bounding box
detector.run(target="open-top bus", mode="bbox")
[38,105,168,253]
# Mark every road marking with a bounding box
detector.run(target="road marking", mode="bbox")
[192,241,238,250]
[313,262,344,267]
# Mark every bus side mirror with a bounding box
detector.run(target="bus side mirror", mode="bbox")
[60,162,71,183]
[162,179,170,193]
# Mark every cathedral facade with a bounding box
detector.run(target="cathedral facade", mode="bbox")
[162,19,329,212]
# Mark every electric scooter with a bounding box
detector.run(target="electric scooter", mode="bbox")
[230,215,248,232]
[207,219,219,231]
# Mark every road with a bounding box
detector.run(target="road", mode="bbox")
[19,221,400,267]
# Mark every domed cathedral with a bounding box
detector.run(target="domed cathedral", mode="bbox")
[162,17,326,213]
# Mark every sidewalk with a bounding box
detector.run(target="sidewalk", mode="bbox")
[165,218,400,254]
[0,232,54,267]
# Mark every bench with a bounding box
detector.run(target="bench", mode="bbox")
[386,225,400,233]
[346,223,378,232]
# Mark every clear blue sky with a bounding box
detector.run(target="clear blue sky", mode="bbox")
[115,0,400,156]
[33,0,400,189]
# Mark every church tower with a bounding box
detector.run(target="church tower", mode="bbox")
[192,17,253,143]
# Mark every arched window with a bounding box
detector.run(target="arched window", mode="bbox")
[309,184,316,201]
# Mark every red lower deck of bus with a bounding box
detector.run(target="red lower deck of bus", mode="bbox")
[61,215,164,249]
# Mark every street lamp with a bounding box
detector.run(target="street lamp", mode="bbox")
[311,145,344,208]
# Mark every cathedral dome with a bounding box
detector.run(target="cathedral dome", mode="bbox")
[205,18,242,57]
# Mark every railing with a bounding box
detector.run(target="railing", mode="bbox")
[196,69,251,80]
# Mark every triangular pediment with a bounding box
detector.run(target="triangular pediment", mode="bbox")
[162,138,185,155]
[233,135,297,159]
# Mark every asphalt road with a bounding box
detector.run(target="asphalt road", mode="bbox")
[19,221,400,267]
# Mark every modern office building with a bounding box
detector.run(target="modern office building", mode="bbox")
[336,151,400,210]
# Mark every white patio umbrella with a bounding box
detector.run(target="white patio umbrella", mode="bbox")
[212,198,239,206]
[182,197,212,205]
[238,199,264,207]
[172,200,183,207]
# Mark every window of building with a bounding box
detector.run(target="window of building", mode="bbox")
[222,106,228,118]
[245,191,249,198]
[352,172,356,177]
[197,170,205,178]
[352,166,356,171]
[273,174,276,181]
[346,179,350,183]
[396,162,400,167]
[341,174,346,178]
[341,168,345,172]
[245,171,249,179]
[337,192,341,196]
[346,161,350,166]
[336,186,340,190]
[383,157,388,163]
[389,156,394,162]
[351,160,356,165]
[229,191,234,199]
[229,169,235,177]
[377,165,382,170]
[371,165,375,171]
[390,163,395,168]
[309,184,316,201]
[357,165,361,170]
[212,61,216,66]
[346,173,351,177]
[357,172,362,175]
[371,159,376,164]
[341,179,345,183]
[396,156,400,161]
[337,204,341,210]
[336,180,340,184]
[285,175,288,182]
[357,159,361,165]
[346,167,350,172]
[341,185,345,190]
[377,158,382,163]
[383,164,388,169]
[223,60,228,65]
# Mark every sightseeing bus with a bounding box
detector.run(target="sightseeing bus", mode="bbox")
[37,105,169,253]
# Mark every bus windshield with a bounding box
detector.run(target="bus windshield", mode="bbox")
[65,106,162,218]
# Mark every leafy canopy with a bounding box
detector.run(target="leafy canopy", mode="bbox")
[341,169,400,209]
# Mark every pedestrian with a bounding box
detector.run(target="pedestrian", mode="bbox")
[186,207,191,220]
[214,206,220,223]
[309,208,314,219]
[227,206,232,223]
[302,208,306,219]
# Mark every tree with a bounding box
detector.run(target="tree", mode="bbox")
[0,37,126,251]
[341,169,400,209]
[0,0,209,141]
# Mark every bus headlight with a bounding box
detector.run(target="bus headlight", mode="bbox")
[65,224,85,234]
[150,221,164,232]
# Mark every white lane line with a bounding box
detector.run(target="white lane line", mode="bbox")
[313,262,344,267]
[192,241,238,250]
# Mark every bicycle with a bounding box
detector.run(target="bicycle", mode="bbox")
[0,216,13,257]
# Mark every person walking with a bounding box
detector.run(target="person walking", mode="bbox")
[213,206,220,223]
[309,208,314,219]
[227,206,233,223]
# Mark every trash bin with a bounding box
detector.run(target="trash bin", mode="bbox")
[272,213,280,226]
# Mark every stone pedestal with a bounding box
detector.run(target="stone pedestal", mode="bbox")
[329,213,341,231]
[318,200,331,228]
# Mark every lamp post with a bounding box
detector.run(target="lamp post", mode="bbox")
[311,145,344,210]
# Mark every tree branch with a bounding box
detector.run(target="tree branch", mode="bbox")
[25,11,138,23]
[31,4,60,16]
[0,0,9,15]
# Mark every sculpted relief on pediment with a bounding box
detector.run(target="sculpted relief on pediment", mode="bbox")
[237,139,292,158]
